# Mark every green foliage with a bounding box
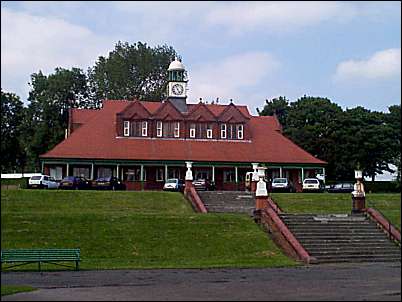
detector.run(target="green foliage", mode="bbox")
[88,41,178,102]
[258,96,401,181]
[1,190,296,270]
[1,91,25,173]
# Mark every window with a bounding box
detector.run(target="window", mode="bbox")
[174,122,180,138]
[124,121,130,136]
[157,121,163,137]
[50,166,63,180]
[220,124,227,139]
[223,170,235,182]
[73,167,90,179]
[168,168,181,179]
[141,121,148,137]
[190,123,196,138]
[156,168,164,181]
[237,124,244,139]
[207,124,213,139]
[97,167,113,178]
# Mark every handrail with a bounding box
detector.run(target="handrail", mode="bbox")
[185,187,208,213]
[366,207,401,244]
[261,205,313,264]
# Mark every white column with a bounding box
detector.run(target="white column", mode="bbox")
[66,163,69,177]
[140,165,144,181]
[322,167,326,184]
[212,166,215,182]
[91,163,94,180]
[256,167,268,197]
[301,168,304,182]
[165,165,168,181]
[41,162,44,174]
[235,166,238,183]
[279,166,283,178]
[116,164,120,179]
[185,161,193,181]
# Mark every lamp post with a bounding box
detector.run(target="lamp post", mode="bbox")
[351,169,366,214]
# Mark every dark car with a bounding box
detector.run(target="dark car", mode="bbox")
[163,178,185,192]
[59,176,91,190]
[193,179,215,191]
[92,176,125,190]
[327,182,354,193]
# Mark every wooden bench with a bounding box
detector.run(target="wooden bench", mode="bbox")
[1,248,80,271]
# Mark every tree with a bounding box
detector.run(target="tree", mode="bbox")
[23,68,90,170]
[1,90,25,173]
[256,96,289,126]
[88,41,179,102]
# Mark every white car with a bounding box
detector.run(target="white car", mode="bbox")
[271,178,295,192]
[302,178,323,192]
[28,175,59,189]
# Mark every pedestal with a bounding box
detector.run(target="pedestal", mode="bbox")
[352,196,366,214]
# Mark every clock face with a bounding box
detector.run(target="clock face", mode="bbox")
[172,83,184,96]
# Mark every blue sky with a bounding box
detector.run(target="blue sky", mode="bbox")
[1,1,401,115]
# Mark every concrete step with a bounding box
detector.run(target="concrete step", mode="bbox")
[308,249,401,256]
[315,257,401,264]
[296,234,388,240]
[302,242,399,249]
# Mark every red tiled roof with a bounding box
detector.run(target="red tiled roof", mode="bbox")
[41,100,326,165]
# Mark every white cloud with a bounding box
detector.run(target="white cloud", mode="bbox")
[187,52,281,107]
[334,48,401,81]
[204,1,357,35]
[1,8,112,100]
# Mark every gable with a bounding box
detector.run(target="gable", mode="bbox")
[218,103,250,123]
[153,100,184,120]
[187,102,217,122]
[117,100,152,120]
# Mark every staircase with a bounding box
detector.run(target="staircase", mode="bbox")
[197,191,255,214]
[280,213,401,264]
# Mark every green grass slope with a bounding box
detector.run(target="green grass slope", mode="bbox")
[1,190,295,270]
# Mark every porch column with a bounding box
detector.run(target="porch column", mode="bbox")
[235,166,238,183]
[41,161,44,174]
[140,165,144,181]
[66,163,70,177]
[322,167,326,184]
[165,165,168,181]
[301,167,304,182]
[279,166,283,178]
[117,164,120,179]
[212,166,215,182]
[91,163,94,180]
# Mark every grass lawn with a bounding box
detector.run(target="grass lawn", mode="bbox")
[1,190,296,271]
[271,193,401,228]
[1,285,36,296]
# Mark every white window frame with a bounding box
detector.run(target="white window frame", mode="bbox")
[124,121,130,137]
[221,124,227,139]
[190,124,196,138]
[141,121,148,137]
[174,122,180,138]
[237,124,244,139]
[157,121,163,137]
[207,128,213,139]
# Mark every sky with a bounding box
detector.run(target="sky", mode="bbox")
[1,1,401,115]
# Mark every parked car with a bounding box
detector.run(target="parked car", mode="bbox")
[193,179,215,191]
[59,176,91,190]
[163,178,185,192]
[271,178,295,192]
[92,176,125,190]
[28,175,59,189]
[327,182,354,193]
[302,178,324,192]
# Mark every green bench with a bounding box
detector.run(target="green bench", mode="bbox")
[1,249,80,271]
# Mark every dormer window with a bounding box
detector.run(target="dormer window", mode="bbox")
[237,124,244,140]
[190,123,196,138]
[157,121,163,137]
[123,121,130,137]
[220,124,227,139]
[141,121,148,137]
[207,124,213,139]
[174,122,180,138]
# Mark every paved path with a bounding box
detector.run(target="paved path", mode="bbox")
[2,263,401,301]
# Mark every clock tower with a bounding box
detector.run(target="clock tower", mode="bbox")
[167,58,187,99]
